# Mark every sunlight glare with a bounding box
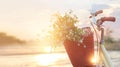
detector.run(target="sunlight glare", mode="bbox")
[91,57,97,64]
[44,46,52,53]
[35,54,62,66]
[91,55,99,64]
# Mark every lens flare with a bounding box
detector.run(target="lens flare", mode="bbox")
[91,56,99,65]
[91,57,96,64]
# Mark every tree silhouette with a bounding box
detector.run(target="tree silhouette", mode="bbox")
[0,32,26,45]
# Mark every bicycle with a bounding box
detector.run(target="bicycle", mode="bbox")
[90,10,116,67]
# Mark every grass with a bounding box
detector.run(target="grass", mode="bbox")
[104,42,120,50]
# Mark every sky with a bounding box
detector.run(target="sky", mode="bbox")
[0,0,120,40]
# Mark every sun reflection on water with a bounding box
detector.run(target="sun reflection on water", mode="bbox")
[34,53,63,66]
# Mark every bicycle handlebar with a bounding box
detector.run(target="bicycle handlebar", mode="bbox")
[100,17,116,22]
[96,17,116,26]
[95,10,103,16]
[89,10,103,18]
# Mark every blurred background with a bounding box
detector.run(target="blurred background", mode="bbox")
[0,0,120,67]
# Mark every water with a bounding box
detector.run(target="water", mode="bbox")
[0,53,72,67]
[108,51,120,67]
[0,51,119,67]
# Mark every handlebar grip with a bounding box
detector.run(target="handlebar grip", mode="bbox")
[89,10,103,18]
[95,10,103,16]
[101,17,116,22]
[96,17,116,26]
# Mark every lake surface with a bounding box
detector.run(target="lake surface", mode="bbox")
[0,51,119,67]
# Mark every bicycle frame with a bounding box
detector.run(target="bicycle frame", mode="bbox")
[98,24,114,67]
[90,10,115,67]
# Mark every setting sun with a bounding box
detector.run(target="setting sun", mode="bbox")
[44,46,52,53]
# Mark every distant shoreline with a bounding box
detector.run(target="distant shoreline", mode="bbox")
[105,43,120,50]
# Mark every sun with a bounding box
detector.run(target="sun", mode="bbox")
[44,46,52,53]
